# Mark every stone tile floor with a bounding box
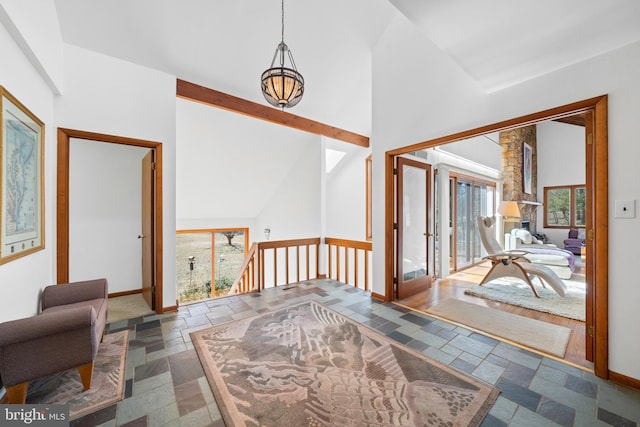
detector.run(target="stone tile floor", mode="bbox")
[75,279,640,426]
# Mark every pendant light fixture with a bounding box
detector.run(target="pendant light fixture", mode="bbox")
[261,0,304,109]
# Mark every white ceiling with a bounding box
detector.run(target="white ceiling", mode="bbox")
[390,0,640,92]
[52,1,640,220]
[54,0,640,134]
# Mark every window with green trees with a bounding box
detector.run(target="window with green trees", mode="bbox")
[544,185,585,228]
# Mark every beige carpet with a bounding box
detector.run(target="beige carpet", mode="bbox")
[192,301,499,427]
[427,299,571,358]
[108,293,154,323]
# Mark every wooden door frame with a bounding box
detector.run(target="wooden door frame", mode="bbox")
[384,95,608,378]
[56,128,164,313]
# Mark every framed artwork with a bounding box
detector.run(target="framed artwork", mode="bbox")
[522,142,532,194]
[0,86,45,264]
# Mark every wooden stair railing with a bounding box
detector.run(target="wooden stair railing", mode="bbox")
[229,242,259,295]
[259,238,321,287]
[229,238,321,294]
[229,237,372,295]
[325,237,372,291]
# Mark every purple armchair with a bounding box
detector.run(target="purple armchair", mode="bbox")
[0,278,108,404]
[564,228,585,255]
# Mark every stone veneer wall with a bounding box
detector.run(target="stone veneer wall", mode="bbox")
[500,125,538,232]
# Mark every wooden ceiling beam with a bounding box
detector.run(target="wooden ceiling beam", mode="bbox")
[176,79,369,148]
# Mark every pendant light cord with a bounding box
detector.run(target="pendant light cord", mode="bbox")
[281,0,285,44]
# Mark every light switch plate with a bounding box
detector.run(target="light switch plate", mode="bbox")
[615,200,635,218]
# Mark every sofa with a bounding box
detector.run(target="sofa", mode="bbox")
[0,278,108,404]
[564,228,586,255]
[508,228,557,249]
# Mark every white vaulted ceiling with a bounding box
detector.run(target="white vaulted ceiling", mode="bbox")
[389,0,640,92]
[54,0,640,134]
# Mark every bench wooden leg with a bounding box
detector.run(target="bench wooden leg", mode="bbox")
[6,382,29,404]
[78,362,94,390]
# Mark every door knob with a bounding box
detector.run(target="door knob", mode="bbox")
[138,235,144,239]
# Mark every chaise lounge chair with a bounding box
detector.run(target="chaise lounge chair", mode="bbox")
[476,216,567,298]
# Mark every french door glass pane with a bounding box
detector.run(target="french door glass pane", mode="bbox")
[402,164,428,280]
[473,184,487,263]
[456,181,472,268]
[452,179,494,271]
[434,173,439,278]
[449,179,454,271]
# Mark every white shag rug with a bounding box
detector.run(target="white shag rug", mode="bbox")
[464,275,586,321]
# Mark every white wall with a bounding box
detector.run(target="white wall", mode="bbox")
[256,142,322,242]
[326,148,370,241]
[175,99,318,222]
[55,44,178,309]
[0,0,64,93]
[536,121,585,246]
[0,8,57,321]
[176,96,323,249]
[0,2,178,313]
[69,139,149,294]
[372,14,640,379]
[256,142,322,285]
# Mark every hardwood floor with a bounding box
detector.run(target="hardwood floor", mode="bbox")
[398,262,594,370]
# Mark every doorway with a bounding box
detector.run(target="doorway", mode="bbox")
[56,128,164,313]
[384,95,608,378]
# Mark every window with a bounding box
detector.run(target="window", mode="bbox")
[544,185,586,228]
[176,228,248,303]
[449,173,496,271]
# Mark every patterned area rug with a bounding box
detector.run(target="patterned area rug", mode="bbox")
[26,330,128,420]
[464,275,586,321]
[192,301,499,426]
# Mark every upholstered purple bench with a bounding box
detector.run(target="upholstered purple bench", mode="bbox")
[0,278,108,404]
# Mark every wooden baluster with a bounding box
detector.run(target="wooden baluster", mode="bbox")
[328,245,333,280]
[354,248,359,288]
[315,243,319,278]
[285,246,290,284]
[345,246,349,285]
[364,250,369,291]
[273,248,277,286]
